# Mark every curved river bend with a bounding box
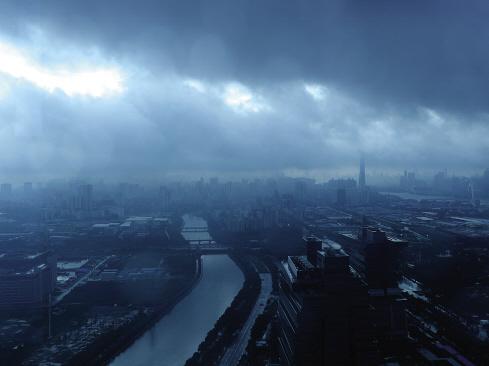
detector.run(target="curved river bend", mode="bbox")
[111,216,244,366]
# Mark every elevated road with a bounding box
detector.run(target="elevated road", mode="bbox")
[219,273,273,366]
[53,256,111,306]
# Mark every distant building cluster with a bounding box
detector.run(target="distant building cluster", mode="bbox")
[0,158,488,365]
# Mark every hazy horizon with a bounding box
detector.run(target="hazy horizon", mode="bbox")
[0,1,488,180]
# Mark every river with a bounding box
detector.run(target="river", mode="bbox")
[380,191,455,201]
[382,191,489,206]
[110,216,244,366]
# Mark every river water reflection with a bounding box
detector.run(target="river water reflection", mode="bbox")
[111,216,243,366]
[111,255,244,366]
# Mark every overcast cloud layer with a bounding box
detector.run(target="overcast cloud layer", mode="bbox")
[0,0,488,182]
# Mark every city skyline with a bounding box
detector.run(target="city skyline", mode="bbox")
[0,1,488,180]
[1,2,489,366]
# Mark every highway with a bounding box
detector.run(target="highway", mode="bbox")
[219,273,273,366]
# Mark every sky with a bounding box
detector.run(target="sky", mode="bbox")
[0,0,488,182]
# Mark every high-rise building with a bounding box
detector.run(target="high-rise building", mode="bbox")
[359,155,366,189]
[331,225,409,352]
[0,183,12,199]
[23,182,33,195]
[358,227,404,289]
[159,185,172,213]
[400,171,416,191]
[278,237,378,365]
[77,184,93,211]
[359,228,408,347]
[0,251,56,309]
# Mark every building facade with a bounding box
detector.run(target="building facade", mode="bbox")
[278,237,378,365]
[0,251,56,309]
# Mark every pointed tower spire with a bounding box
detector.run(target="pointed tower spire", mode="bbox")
[359,154,366,188]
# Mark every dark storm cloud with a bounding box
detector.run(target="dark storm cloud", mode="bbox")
[2,0,488,113]
[0,0,488,181]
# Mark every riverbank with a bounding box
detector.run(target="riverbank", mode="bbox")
[67,255,203,366]
[108,254,244,366]
[99,215,247,366]
[219,269,273,366]
[184,253,261,366]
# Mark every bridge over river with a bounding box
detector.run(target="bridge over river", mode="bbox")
[110,214,244,366]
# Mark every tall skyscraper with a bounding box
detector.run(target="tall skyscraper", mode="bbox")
[278,237,378,365]
[359,155,366,188]
[330,226,409,354]
[159,185,172,213]
[0,183,12,200]
[76,184,93,212]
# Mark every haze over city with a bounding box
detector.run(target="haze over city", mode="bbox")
[0,1,488,182]
[1,2,489,366]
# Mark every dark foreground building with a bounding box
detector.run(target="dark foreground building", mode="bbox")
[278,237,378,365]
[0,251,56,309]
[333,225,409,349]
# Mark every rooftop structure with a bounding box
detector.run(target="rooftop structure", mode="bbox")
[278,237,378,365]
